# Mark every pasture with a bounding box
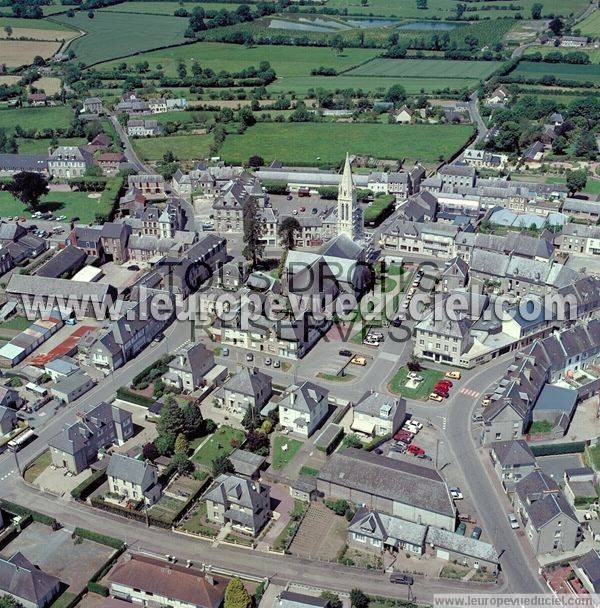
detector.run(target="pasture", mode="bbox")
[34,77,62,95]
[52,11,189,65]
[0,106,74,133]
[0,39,62,67]
[104,2,247,14]
[524,45,600,63]
[218,122,473,166]
[17,137,87,154]
[267,75,476,95]
[133,134,213,161]
[346,58,503,79]
[511,61,600,85]
[0,17,72,30]
[576,8,600,36]
[96,42,380,78]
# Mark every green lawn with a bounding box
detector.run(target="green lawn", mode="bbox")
[97,41,380,78]
[192,425,245,467]
[547,176,600,196]
[0,106,74,133]
[0,316,32,331]
[0,179,120,223]
[52,11,189,65]
[316,372,356,382]
[17,137,87,154]
[586,444,600,472]
[272,435,303,469]
[364,194,395,224]
[388,366,445,400]
[577,8,600,37]
[267,75,477,95]
[299,465,319,476]
[529,420,553,434]
[133,134,213,162]
[178,501,219,537]
[48,590,77,608]
[23,450,51,484]
[347,58,503,80]
[219,122,473,166]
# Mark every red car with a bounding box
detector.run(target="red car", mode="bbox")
[434,383,451,393]
[434,389,449,398]
[437,379,453,388]
[408,444,425,456]
[394,429,414,443]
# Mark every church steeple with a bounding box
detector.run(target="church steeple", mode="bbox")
[337,153,358,238]
[339,152,354,200]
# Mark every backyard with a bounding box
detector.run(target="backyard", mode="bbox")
[192,425,245,468]
[388,366,445,400]
[272,435,303,469]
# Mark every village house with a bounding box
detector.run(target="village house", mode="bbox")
[82,97,103,114]
[28,93,47,106]
[278,380,329,437]
[219,367,272,420]
[127,119,163,137]
[352,391,406,437]
[392,105,413,123]
[96,152,126,176]
[127,174,165,199]
[48,146,93,179]
[107,454,161,505]
[164,341,215,392]
[0,553,60,608]
[489,440,537,492]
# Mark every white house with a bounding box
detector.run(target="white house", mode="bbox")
[278,380,329,437]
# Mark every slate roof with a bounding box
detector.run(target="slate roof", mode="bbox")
[577,549,600,592]
[108,454,154,485]
[0,154,48,173]
[229,448,266,477]
[490,440,535,467]
[223,367,271,399]
[36,245,86,278]
[348,507,427,548]
[425,527,499,563]
[355,391,404,420]
[7,274,115,300]
[0,552,59,605]
[279,591,329,608]
[203,474,268,511]
[279,380,328,414]
[317,448,455,518]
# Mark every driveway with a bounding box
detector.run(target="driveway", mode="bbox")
[256,483,295,551]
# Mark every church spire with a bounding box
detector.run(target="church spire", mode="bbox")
[337,152,360,239]
[339,152,354,199]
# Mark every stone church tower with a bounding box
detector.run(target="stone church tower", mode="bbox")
[337,153,362,239]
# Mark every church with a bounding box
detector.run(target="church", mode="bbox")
[337,153,364,240]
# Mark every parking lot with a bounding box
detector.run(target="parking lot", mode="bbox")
[0,523,114,593]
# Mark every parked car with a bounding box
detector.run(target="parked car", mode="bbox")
[246,353,254,361]
[153,333,164,343]
[374,448,383,455]
[481,397,491,407]
[299,206,306,212]
[339,349,353,357]
[472,412,484,423]
[450,487,463,500]
[408,444,425,456]
[221,347,229,356]
[273,360,280,368]
[286,195,293,200]
[507,513,519,529]
[403,423,419,435]
[429,393,443,402]
[65,318,77,326]
[416,453,432,461]
[437,379,453,388]
[434,388,448,398]
[446,370,461,380]
[390,573,413,586]
[408,419,423,430]
[394,429,413,443]
[456,522,467,535]
[351,355,367,366]
[264,357,272,366]
[471,527,482,540]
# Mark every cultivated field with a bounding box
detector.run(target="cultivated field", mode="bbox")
[219,122,474,165]
[0,40,62,67]
[511,61,600,84]
[0,27,78,40]
[346,57,503,79]
[523,45,600,63]
[0,106,74,132]
[0,16,73,30]
[34,77,63,95]
[52,11,189,65]
[267,75,476,94]
[104,1,248,14]
[0,75,20,85]
[577,9,600,37]
[97,42,380,78]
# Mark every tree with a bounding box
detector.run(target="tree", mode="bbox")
[321,593,342,608]
[261,418,273,434]
[174,432,189,454]
[157,397,185,438]
[238,107,256,127]
[552,135,567,155]
[531,2,543,18]
[350,589,369,608]
[278,216,301,251]
[566,169,587,195]
[7,172,49,211]
[142,442,159,461]
[245,429,269,455]
[172,452,194,474]
[0,597,21,608]
[182,403,205,438]
[224,578,252,608]
[242,196,265,267]
[155,431,176,455]
[248,155,264,167]
[4,25,12,37]
[574,131,597,159]
[212,455,234,476]
[407,354,422,372]
[87,9,94,18]
[330,35,345,55]
[548,17,563,36]
[384,84,406,104]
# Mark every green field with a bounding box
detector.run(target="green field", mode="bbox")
[0,106,74,133]
[103,1,247,14]
[133,134,213,161]
[219,122,473,165]
[0,16,75,30]
[511,61,600,84]
[52,11,189,65]
[577,9,600,37]
[192,425,245,468]
[97,42,380,78]
[524,45,600,63]
[346,58,503,79]
[17,137,87,154]
[0,180,121,224]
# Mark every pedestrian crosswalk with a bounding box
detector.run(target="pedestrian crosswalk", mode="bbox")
[460,387,480,398]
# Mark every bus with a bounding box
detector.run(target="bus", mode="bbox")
[7,429,36,452]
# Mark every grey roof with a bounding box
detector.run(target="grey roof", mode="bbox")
[577,549,600,591]
[515,470,578,530]
[0,154,48,172]
[279,591,329,608]
[425,527,499,564]
[319,233,364,260]
[490,440,535,467]
[439,164,476,178]
[355,391,404,420]
[0,552,59,605]
[52,371,93,397]
[317,448,455,518]
[229,448,266,477]
[348,508,427,548]
[7,274,114,300]
[0,405,16,425]
[36,245,87,278]
[534,384,577,414]
[107,453,155,485]
[279,381,328,414]
[49,146,92,165]
[223,368,271,399]
[203,474,267,511]
[44,356,79,377]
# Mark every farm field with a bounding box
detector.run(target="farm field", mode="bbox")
[267,75,476,95]
[0,16,74,30]
[133,134,213,161]
[16,137,87,155]
[0,106,74,133]
[97,42,380,78]
[34,77,62,95]
[577,9,600,37]
[0,75,20,85]
[104,2,247,14]
[346,58,503,79]
[511,61,600,84]
[524,45,600,63]
[219,122,473,166]
[0,40,62,67]
[52,11,189,65]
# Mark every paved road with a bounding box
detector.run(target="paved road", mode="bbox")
[108,113,148,173]
[468,91,488,142]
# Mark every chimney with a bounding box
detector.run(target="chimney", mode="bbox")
[205,574,215,586]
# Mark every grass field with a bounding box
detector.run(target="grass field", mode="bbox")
[272,435,303,469]
[347,58,503,79]
[0,180,120,223]
[52,11,189,65]
[0,106,74,133]
[219,122,473,165]
[0,39,62,67]
[192,425,245,468]
[577,9,600,37]
[268,75,476,95]
[17,137,87,154]
[34,77,62,95]
[133,134,213,161]
[524,45,600,63]
[0,16,75,30]
[97,42,380,78]
[103,1,247,14]
[511,61,600,85]
[388,366,445,400]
